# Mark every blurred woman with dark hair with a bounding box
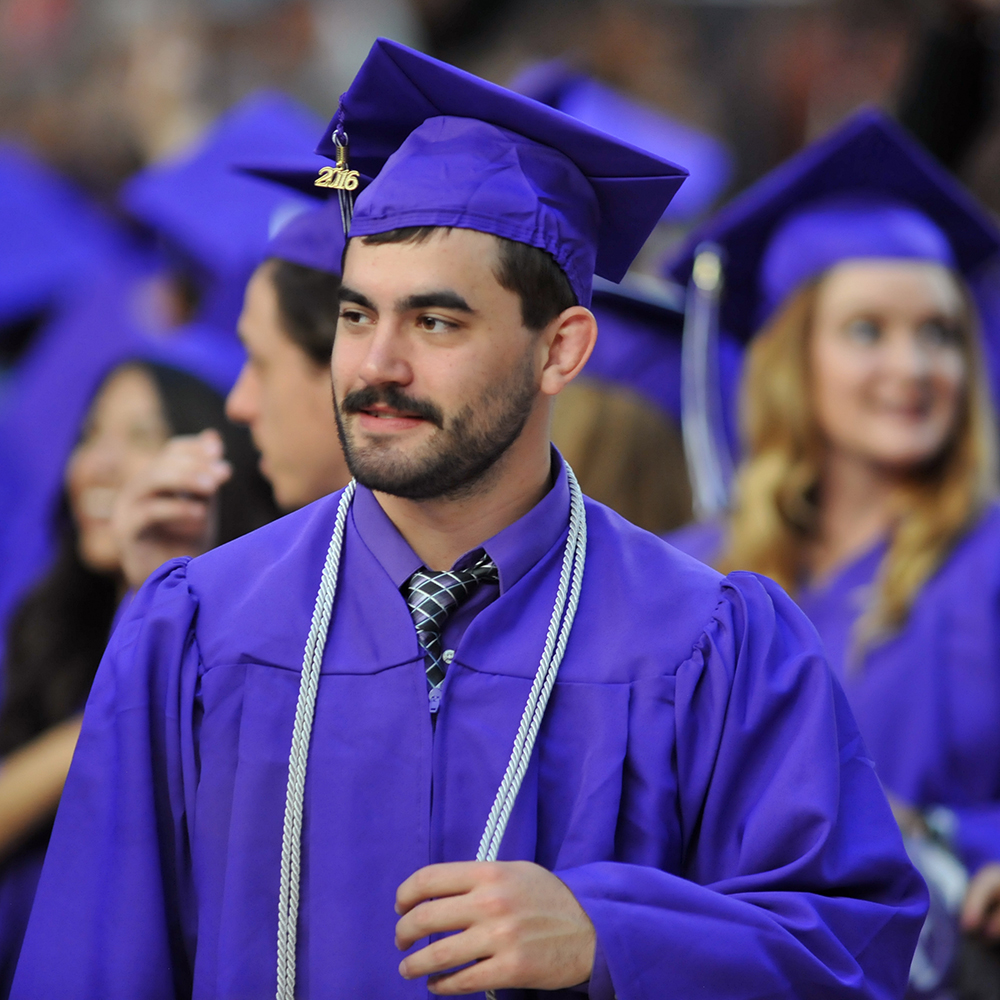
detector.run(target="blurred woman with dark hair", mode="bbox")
[0,358,277,996]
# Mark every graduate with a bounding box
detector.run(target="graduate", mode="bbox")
[226,198,351,510]
[0,92,321,669]
[0,146,139,665]
[665,109,1000,991]
[114,200,353,588]
[13,41,925,999]
[0,342,277,998]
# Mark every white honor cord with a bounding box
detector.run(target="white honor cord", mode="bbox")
[275,479,356,1000]
[275,468,587,1000]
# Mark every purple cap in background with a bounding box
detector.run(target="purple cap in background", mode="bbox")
[264,200,346,275]
[0,143,126,327]
[121,90,324,330]
[510,59,732,224]
[667,107,1000,344]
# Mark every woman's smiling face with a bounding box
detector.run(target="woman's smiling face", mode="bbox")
[809,259,968,472]
[66,366,171,573]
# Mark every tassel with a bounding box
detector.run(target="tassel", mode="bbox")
[334,131,354,236]
[314,105,357,237]
[681,243,733,520]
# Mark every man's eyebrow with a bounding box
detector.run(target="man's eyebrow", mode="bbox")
[399,291,476,314]
[338,286,377,311]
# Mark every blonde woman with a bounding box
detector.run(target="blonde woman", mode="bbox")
[668,110,1000,985]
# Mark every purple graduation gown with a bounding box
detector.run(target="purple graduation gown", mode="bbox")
[669,507,1000,877]
[13,463,925,999]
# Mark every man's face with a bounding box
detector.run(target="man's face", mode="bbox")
[227,263,349,510]
[333,229,544,500]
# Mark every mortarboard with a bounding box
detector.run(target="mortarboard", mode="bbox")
[665,107,1000,517]
[587,276,743,453]
[264,200,346,276]
[668,107,1000,343]
[120,91,324,327]
[285,38,688,307]
[587,276,685,420]
[0,143,125,328]
[510,59,732,223]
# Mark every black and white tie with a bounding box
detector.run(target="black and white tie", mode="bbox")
[402,550,499,690]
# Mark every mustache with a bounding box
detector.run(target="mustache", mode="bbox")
[340,385,445,430]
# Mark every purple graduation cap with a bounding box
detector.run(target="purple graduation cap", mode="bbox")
[510,59,732,224]
[665,107,1000,517]
[305,38,688,307]
[587,277,743,452]
[120,91,324,331]
[587,276,686,420]
[0,142,125,328]
[264,199,346,276]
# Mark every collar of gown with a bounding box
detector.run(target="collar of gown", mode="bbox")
[349,447,570,595]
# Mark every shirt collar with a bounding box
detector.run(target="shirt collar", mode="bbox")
[351,448,570,594]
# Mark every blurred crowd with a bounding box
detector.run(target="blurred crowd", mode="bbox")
[2,0,999,218]
[3,0,1000,997]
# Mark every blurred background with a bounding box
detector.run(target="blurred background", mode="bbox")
[1,0,998,227]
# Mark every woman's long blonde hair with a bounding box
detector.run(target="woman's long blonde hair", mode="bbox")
[718,274,999,647]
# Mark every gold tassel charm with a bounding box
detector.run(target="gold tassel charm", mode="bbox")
[314,125,356,235]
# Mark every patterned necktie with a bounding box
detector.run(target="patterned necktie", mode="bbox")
[402,550,499,689]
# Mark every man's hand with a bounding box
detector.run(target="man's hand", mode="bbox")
[962,863,1000,939]
[394,861,595,995]
[113,429,232,589]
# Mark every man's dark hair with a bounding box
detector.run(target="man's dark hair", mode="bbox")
[360,226,577,331]
[270,259,342,366]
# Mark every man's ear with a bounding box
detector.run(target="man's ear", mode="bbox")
[539,306,597,397]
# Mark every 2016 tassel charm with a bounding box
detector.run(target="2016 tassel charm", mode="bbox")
[314,126,356,235]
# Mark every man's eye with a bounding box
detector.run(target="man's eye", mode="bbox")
[339,309,369,325]
[418,315,456,333]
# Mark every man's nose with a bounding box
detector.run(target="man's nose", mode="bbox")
[226,364,256,424]
[359,323,414,386]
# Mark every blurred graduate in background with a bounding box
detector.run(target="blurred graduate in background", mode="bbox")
[0,344,277,998]
[224,187,352,511]
[511,60,737,534]
[550,282,693,535]
[113,195,355,582]
[0,90,322,666]
[667,108,1000,998]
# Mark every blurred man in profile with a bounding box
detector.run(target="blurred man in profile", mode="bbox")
[225,202,350,511]
[113,203,350,588]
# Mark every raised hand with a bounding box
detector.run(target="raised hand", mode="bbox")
[963,863,1000,939]
[113,429,232,589]
[395,860,595,995]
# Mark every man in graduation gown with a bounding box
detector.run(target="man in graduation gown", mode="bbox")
[12,40,926,1000]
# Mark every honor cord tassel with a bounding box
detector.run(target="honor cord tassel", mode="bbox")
[276,470,587,1000]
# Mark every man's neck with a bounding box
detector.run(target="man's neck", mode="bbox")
[373,437,553,571]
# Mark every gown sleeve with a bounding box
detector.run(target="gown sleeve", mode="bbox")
[557,571,928,1000]
[10,559,200,1000]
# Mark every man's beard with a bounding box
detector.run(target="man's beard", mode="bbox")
[334,352,538,501]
